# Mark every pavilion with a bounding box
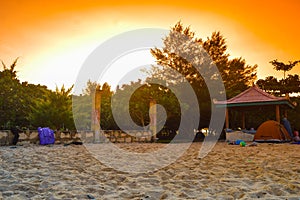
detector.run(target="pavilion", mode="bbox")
[214,85,295,129]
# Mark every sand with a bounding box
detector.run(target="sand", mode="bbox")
[0,142,300,199]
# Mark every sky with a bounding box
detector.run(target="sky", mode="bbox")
[1,0,300,91]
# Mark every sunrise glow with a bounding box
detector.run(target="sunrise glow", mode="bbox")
[1,0,299,91]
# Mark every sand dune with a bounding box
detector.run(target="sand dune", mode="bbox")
[0,142,299,199]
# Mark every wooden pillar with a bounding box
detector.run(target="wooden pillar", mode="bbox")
[241,111,245,129]
[225,108,229,129]
[275,105,280,123]
[149,99,157,141]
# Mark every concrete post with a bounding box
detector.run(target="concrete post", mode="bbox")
[92,86,102,143]
[149,99,157,142]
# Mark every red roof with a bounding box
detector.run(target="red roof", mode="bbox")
[215,85,294,108]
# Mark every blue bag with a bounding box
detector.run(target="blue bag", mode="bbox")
[38,127,55,145]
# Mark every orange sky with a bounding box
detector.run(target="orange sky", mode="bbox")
[1,0,300,90]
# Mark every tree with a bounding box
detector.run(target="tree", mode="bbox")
[112,79,181,131]
[202,32,257,98]
[112,80,150,130]
[256,76,281,95]
[149,21,257,129]
[0,58,26,128]
[30,85,75,130]
[257,60,300,96]
[270,59,300,80]
[281,74,300,94]
[150,22,257,98]
[225,58,257,97]
[202,31,229,77]
[72,81,116,130]
[99,82,116,130]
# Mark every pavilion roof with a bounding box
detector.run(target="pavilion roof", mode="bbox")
[215,85,295,108]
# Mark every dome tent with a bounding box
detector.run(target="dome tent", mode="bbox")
[254,120,291,142]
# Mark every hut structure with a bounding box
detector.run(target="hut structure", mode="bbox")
[214,85,295,129]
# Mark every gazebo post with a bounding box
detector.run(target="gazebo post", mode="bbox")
[225,108,229,129]
[275,105,280,123]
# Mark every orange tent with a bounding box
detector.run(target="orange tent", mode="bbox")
[254,120,291,142]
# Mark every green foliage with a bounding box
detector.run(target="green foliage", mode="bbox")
[256,76,281,95]
[148,21,257,129]
[0,59,76,130]
[29,85,75,130]
[150,22,257,99]
[72,81,116,130]
[225,58,257,97]
[72,94,91,130]
[112,79,181,130]
[257,67,300,96]
[99,82,116,130]
[0,58,23,128]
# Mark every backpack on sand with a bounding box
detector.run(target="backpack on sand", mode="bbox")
[38,127,55,145]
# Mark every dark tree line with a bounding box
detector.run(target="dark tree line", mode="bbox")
[257,59,300,96]
[0,59,75,130]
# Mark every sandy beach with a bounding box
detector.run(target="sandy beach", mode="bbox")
[0,142,300,199]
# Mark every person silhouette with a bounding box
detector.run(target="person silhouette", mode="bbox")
[282,115,293,139]
[10,126,20,145]
[293,129,300,142]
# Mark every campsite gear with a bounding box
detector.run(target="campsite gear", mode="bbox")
[235,139,244,145]
[240,141,246,147]
[38,127,55,145]
[225,130,254,142]
[254,120,291,142]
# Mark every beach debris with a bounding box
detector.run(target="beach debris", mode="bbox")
[249,142,258,147]
[63,141,83,146]
[141,195,151,200]
[87,194,95,199]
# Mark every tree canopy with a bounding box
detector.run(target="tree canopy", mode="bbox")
[150,21,257,99]
[270,59,300,79]
[147,21,257,129]
[0,59,75,130]
[257,59,300,96]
